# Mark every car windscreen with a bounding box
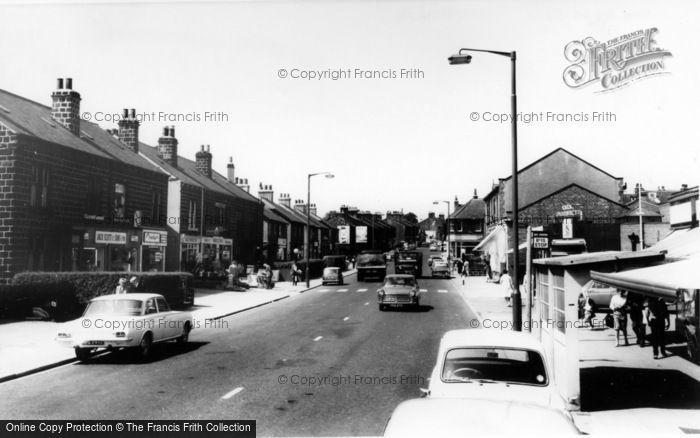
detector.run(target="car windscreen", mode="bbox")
[356,254,385,266]
[397,252,418,261]
[84,299,143,317]
[384,277,416,287]
[441,347,547,386]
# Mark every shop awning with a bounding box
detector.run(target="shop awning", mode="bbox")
[591,256,700,299]
[649,227,700,260]
[474,225,505,252]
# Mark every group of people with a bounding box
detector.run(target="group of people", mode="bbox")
[609,290,670,359]
[115,276,140,294]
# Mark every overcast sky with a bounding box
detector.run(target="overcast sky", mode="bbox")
[1,0,697,219]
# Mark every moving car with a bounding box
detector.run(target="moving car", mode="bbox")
[56,293,193,361]
[377,274,420,311]
[383,397,579,437]
[321,267,344,286]
[429,243,438,251]
[395,251,423,277]
[356,252,387,282]
[581,279,616,311]
[431,260,450,278]
[428,255,443,267]
[426,329,565,411]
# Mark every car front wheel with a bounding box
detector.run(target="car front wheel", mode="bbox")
[74,347,91,361]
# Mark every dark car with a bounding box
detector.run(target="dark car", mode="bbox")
[323,255,347,271]
[377,274,421,311]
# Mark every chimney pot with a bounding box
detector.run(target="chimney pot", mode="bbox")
[123,108,129,119]
[57,78,64,89]
[130,108,136,118]
[65,78,72,90]
[162,127,168,136]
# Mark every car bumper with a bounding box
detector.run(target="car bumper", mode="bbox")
[55,337,136,349]
[378,294,419,306]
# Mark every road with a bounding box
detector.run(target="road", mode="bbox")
[1,250,476,436]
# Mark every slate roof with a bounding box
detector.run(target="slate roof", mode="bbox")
[0,89,165,174]
[450,197,486,220]
[620,199,663,218]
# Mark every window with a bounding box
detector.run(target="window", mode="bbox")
[188,199,198,231]
[441,347,547,386]
[151,190,162,225]
[156,297,170,313]
[30,166,49,208]
[215,202,226,226]
[537,268,550,322]
[551,267,566,333]
[113,183,126,218]
[86,177,102,214]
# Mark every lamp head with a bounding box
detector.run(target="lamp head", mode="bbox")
[325,173,335,179]
[448,54,472,65]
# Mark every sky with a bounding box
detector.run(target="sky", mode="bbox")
[0,0,697,220]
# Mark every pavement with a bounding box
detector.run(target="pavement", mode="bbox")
[0,272,340,383]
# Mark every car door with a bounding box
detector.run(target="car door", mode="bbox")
[156,297,179,339]
[143,298,164,341]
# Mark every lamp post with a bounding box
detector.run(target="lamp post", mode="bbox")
[448,47,521,331]
[306,172,334,287]
[433,200,451,260]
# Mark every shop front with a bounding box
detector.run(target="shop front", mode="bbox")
[179,234,234,277]
[141,230,167,272]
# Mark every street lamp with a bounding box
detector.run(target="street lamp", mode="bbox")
[306,171,334,287]
[448,47,522,331]
[433,200,451,260]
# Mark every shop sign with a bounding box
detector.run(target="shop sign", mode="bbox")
[532,231,550,249]
[278,238,287,246]
[201,237,215,244]
[181,235,201,244]
[95,231,127,245]
[222,238,233,246]
[143,230,167,246]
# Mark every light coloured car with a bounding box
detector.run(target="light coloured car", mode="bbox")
[383,397,580,437]
[377,274,420,311]
[431,260,450,278]
[426,329,566,411]
[321,267,344,285]
[56,293,193,361]
[582,279,616,311]
[428,255,442,267]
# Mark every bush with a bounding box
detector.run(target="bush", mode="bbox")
[0,282,78,322]
[6,271,195,320]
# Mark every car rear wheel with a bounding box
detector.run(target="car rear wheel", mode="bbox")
[379,304,386,311]
[74,347,91,361]
[137,333,153,359]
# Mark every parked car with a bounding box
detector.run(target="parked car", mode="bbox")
[56,293,192,361]
[383,397,579,437]
[581,279,616,311]
[428,255,442,267]
[431,260,450,278]
[377,274,420,311]
[426,329,566,411]
[429,243,438,251]
[322,255,347,271]
[321,267,344,286]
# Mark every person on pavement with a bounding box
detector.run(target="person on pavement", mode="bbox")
[291,261,301,286]
[645,297,670,359]
[500,269,513,307]
[628,293,646,347]
[610,290,629,347]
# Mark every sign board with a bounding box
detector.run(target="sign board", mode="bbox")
[143,230,167,246]
[532,231,550,249]
[277,238,287,246]
[338,226,350,244]
[95,231,127,245]
[562,218,573,239]
[356,226,368,243]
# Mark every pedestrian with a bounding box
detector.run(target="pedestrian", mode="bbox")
[500,269,513,307]
[128,276,140,293]
[583,296,596,330]
[484,254,493,282]
[463,259,470,277]
[609,290,629,347]
[578,293,586,320]
[628,293,646,347]
[115,278,128,294]
[645,297,670,359]
[227,260,239,289]
[291,261,301,286]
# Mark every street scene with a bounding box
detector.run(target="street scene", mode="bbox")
[0,0,699,437]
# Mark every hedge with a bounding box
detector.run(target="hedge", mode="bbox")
[3,271,195,321]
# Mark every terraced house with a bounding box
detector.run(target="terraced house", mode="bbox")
[0,79,170,283]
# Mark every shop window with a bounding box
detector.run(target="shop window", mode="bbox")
[109,246,131,271]
[30,166,49,208]
[188,200,198,231]
[113,183,126,219]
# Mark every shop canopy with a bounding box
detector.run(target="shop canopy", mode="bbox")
[591,256,700,299]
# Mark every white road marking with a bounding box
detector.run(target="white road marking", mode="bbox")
[437,289,448,293]
[376,289,382,292]
[357,288,368,292]
[318,289,330,292]
[364,302,370,306]
[337,288,348,292]
[343,317,349,321]
[420,289,428,292]
[221,387,244,400]
[313,336,323,342]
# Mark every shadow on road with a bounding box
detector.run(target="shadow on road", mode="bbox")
[77,341,209,365]
[580,366,700,411]
[381,305,434,313]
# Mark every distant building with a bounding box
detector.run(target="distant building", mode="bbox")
[418,212,446,243]
[448,189,485,256]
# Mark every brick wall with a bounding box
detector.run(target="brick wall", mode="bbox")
[620,222,671,251]
[0,122,18,283]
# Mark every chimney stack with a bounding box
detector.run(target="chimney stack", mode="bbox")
[258,184,274,202]
[157,125,178,167]
[279,193,291,208]
[195,144,213,178]
[227,157,235,182]
[473,188,478,199]
[310,203,317,217]
[117,108,140,152]
[294,199,307,215]
[454,196,459,210]
[51,77,81,135]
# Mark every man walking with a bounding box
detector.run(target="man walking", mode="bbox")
[645,297,670,359]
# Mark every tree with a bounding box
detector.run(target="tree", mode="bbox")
[404,212,418,224]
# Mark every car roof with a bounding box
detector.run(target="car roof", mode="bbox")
[385,274,415,279]
[383,398,579,436]
[439,329,546,353]
[91,293,164,301]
